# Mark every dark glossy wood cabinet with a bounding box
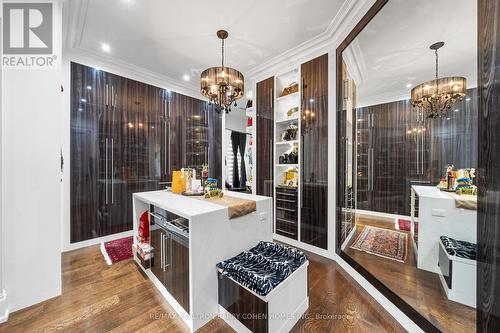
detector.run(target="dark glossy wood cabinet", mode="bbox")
[150,226,190,313]
[167,230,190,313]
[300,54,328,249]
[256,76,274,197]
[71,62,221,243]
[355,89,478,216]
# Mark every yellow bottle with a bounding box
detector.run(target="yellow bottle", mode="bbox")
[172,170,186,194]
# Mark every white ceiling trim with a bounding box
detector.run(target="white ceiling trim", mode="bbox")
[343,39,367,86]
[64,46,202,99]
[245,0,375,83]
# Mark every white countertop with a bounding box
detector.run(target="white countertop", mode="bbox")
[412,185,452,200]
[133,190,269,219]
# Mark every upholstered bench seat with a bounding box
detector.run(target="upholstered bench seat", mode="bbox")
[438,236,477,308]
[440,235,477,260]
[217,241,309,333]
[216,241,307,297]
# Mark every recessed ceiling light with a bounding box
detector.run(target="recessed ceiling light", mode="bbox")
[101,43,111,53]
[406,83,412,88]
[454,109,460,112]
[466,97,471,101]
[80,98,86,103]
[183,74,190,81]
[86,85,92,90]
[309,98,315,103]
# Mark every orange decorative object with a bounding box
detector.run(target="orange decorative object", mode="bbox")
[172,170,186,193]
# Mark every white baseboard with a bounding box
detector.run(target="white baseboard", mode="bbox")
[62,230,133,252]
[218,305,251,333]
[0,289,9,324]
[276,296,309,333]
[9,287,61,315]
[273,234,335,260]
[335,255,424,333]
[341,226,357,251]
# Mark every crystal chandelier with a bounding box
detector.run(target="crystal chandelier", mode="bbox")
[410,42,466,119]
[200,30,244,114]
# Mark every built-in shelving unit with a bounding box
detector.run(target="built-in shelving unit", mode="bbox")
[274,68,301,240]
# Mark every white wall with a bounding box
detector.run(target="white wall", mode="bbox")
[1,0,62,315]
[225,107,247,133]
[0,4,5,322]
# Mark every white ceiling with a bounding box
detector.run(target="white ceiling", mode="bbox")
[343,0,477,107]
[67,0,346,87]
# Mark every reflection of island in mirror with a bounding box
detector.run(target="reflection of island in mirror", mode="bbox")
[337,0,477,332]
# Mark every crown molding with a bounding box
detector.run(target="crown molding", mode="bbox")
[343,38,367,86]
[246,0,375,83]
[65,47,202,100]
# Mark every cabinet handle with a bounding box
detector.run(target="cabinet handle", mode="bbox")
[269,139,273,197]
[371,148,374,190]
[111,85,115,107]
[111,138,114,204]
[343,80,348,101]
[164,233,170,269]
[302,77,305,104]
[421,129,424,175]
[160,233,164,270]
[169,234,172,268]
[105,138,109,204]
[164,101,168,177]
[105,84,109,107]
[269,87,273,109]
[416,129,419,175]
[168,101,171,176]
[367,145,371,191]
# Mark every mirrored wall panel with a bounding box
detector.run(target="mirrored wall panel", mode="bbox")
[337,1,477,332]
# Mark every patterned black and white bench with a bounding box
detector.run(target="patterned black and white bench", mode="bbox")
[217,241,309,333]
[438,236,476,308]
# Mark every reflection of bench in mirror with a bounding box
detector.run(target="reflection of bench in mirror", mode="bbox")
[438,236,476,308]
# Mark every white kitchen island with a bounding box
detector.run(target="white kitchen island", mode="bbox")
[411,186,476,273]
[132,190,273,332]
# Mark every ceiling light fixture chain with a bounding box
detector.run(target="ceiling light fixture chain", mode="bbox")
[221,36,224,68]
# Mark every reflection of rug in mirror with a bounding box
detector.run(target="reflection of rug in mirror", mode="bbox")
[350,226,408,262]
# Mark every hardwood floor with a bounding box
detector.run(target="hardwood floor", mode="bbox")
[344,214,476,333]
[0,244,404,333]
